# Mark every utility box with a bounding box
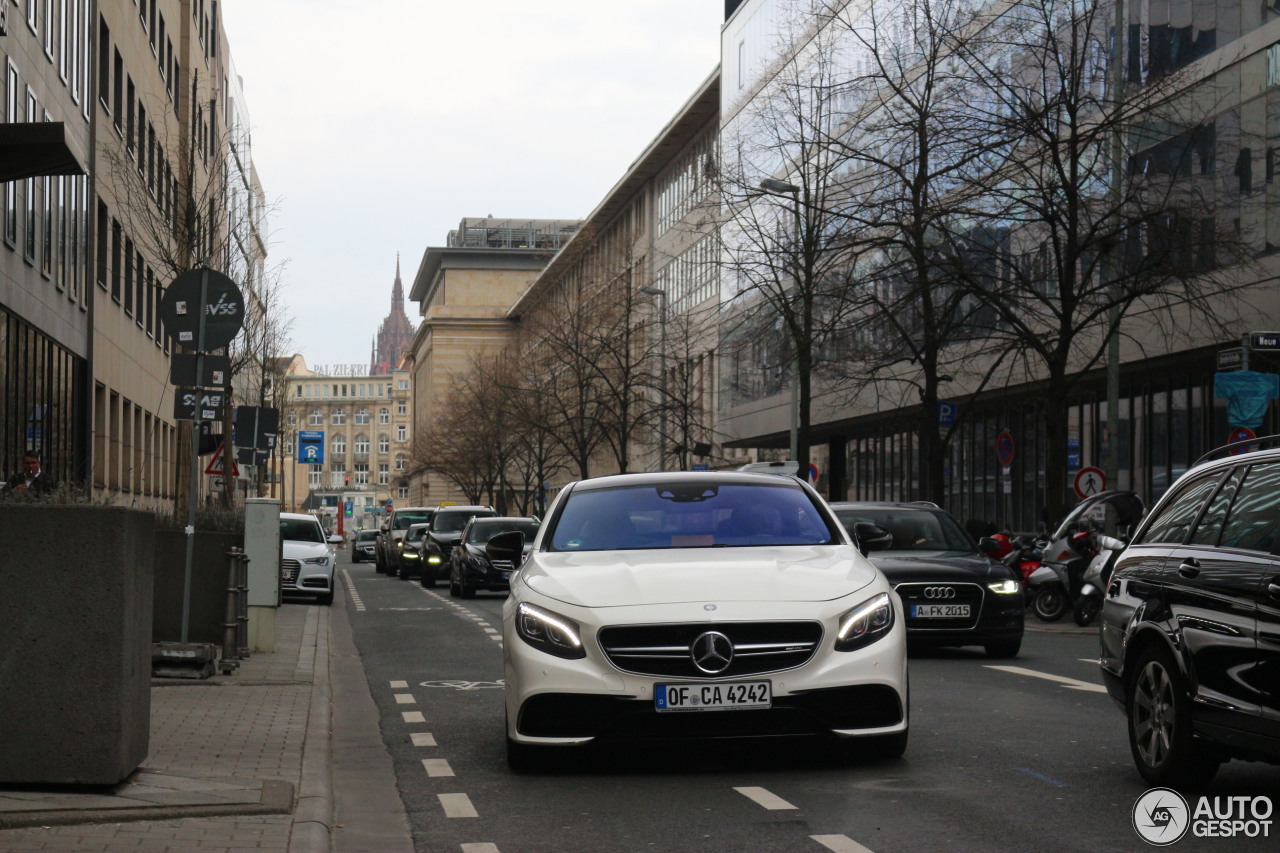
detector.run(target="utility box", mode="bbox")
[243,498,281,652]
[0,505,153,785]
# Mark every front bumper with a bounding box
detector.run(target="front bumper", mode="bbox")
[894,582,1024,647]
[503,597,909,747]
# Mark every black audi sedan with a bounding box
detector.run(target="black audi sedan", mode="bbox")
[829,501,1025,658]
[448,516,540,598]
[1099,440,1280,788]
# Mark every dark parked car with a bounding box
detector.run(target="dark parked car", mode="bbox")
[448,516,540,598]
[829,501,1025,658]
[420,505,497,587]
[377,506,435,575]
[351,529,378,563]
[1099,439,1280,787]
[396,523,432,580]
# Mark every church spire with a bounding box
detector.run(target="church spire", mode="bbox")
[391,253,405,316]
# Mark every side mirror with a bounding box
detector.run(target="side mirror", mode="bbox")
[327,534,343,545]
[486,530,526,566]
[380,524,389,534]
[853,522,892,556]
[978,536,1001,555]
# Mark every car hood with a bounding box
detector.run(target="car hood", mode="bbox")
[867,551,1000,581]
[520,545,878,608]
[283,540,331,561]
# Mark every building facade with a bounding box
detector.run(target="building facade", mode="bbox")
[277,355,413,526]
[2,0,268,510]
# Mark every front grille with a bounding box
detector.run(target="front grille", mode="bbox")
[894,582,984,629]
[490,559,515,571]
[281,559,300,585]
[598,621,823,679]
[517,684,903,739]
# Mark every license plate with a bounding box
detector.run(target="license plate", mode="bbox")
[912,604,970,618]
[655,681,771,712]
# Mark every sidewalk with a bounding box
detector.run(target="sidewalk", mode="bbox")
[0,601,342,852]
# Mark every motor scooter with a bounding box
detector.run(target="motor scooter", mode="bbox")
[1028,490,1144,623]
[1072,530,1127,626]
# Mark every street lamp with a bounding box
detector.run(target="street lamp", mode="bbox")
[758,179,802,462]
[639,286,669,471]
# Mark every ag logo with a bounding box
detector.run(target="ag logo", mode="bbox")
[1133,787,1190,845]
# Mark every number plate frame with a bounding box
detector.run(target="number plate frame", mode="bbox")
[654,680,772,712]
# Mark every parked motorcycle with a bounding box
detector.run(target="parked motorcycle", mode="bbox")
[1029,491,1145,623]
[1003,533,1046,587]
[1071,530,1127,626]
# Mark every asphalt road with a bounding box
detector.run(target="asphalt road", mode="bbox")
[337,552,1280,853]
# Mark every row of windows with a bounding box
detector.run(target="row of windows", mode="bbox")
[657,234,719,314]
[326,435,403,455]
[15,0,94,120]
[94,198,170,352]
[297,408,408,428]
[295,382,398,399]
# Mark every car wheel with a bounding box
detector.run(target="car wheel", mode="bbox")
[397,563,410,580]
[351,554,361,563]
[844,729,908,763]
[421,568,437,588]
[984,637,1022,658]
[316,591,334,606]
[449,578,461,597]
[1031,584,1068,622]
[1127,643,1220,788]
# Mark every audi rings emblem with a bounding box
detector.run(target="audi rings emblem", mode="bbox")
[691,631,734,674]
[923,586,957,599]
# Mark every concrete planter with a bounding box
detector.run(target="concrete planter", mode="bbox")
[0,505,154,785]
[152,529,242,646]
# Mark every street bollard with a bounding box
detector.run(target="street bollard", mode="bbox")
[236,551,251,659]
[219,547,241,675]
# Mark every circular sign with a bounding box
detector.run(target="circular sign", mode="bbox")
[808,463,819,482]
[1131,787,1190,846]
[1228,426,1256,455]
[1074,466,1106,499]
[995,431,1015,466]
[159,268,245,350]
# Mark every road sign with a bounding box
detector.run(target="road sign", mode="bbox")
[170,353,230,388]
[297,430,324,465]
[1228,426,1256,455]
[808,463,819,482]
[995,431,1015,466]
[173,388,226,421]
[937,401,958,427]
[1248,331,1280,350]
[1074,466,1106,499]
[204,443,240,478]
[159,268,246,350]
[1217,347,1246,371]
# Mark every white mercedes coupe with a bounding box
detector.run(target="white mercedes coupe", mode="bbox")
[490,471,909,770]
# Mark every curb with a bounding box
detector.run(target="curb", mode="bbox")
[0,779,294,831]
[289,595,335,853]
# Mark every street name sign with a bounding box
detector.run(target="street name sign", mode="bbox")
[1248,331,1280,350]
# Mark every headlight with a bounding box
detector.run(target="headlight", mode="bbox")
[395,540,405,550]
[514,602,585,659]
[303,555,330,566]
[427,555,442,564]
[987,579,1022,595]
[834,592,895,652]
[403,551,419,559]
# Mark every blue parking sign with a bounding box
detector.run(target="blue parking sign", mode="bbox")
[297,430,325,465]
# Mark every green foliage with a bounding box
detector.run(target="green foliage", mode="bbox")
[154,503,245,534]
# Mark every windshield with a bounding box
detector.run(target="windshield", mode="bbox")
[280,517,325,544]
[393,511,432,530]
[355,531,377,542]
[833,508,974,552]
[467,520,541,544]
[433,510,493,534]
[549,481,836,551]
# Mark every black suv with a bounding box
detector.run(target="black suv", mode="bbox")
[1099,438,1280,787]
[419,505,497,587]
[448,516,540,598]
[829,501,1025,658]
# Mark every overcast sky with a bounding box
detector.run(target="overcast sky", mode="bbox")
[220,1,725,370]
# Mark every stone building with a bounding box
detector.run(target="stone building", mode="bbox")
[369,255,415,376]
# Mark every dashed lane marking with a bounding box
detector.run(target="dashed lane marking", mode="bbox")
[340,570,365,611]
[984,665,1107,693]
[411,732,437,747]
[812,835,876,853]
[734,786,797,810]
[439,793,478,818]
[461,844,500,853]
[395,694,416,704]
[422,758,454,777]
[390,680,408,688]
[402,711,426,723]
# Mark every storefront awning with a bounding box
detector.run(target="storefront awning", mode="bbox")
[0,122,86,182]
